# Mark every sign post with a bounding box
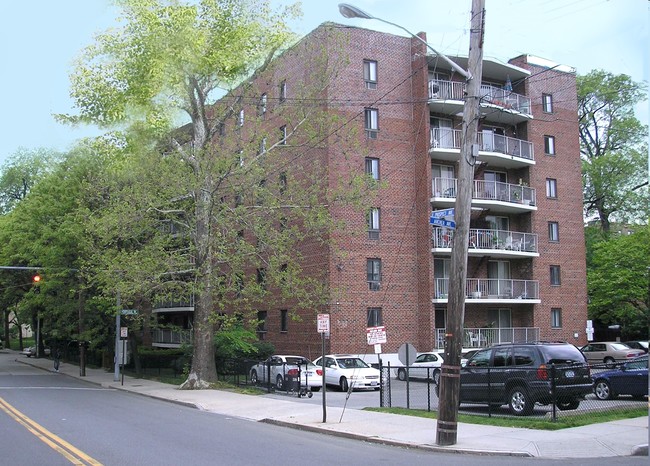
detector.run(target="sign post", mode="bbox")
[317,314,330,423]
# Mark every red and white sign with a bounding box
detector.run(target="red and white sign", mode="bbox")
[366,326,387,345]
[317,313,330,333]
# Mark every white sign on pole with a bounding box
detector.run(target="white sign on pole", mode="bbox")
[120,327,128,338]
[317,313,330,333]
[366,326,387,345]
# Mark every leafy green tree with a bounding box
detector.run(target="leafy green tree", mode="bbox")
[578,70,648,231]
[587,225,650,339]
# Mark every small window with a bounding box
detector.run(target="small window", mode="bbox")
[550,265,561,286]
[279,80,287,103]
[279,172,287,195]
[365,157,380,180]
[280,309,288,332]
[546,178,557,198]
[364,108,379,139]
[257,268,267,289]
[259,138,267,155]
[367,307,382,327]
[363,60,378,89]
[368,208,380,240]
[544,135,555,155]
[259,93,267,116]
[257,310,268,334]
[548,222,559,242]
[280,125,287,145]
[367,258,381,291]
[551,308,562,328]
[219,122,226,136]
[238,109,245,127]
[542,93,553,113]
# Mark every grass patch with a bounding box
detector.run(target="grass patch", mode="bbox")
[364,406,647,430]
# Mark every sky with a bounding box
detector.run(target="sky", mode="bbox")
[1,0,648,167]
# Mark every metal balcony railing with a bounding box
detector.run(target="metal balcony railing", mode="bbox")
[153,294,195,310]
[429,79,531,115]
[430,128,533,161]
[434,327,541,349]
[432,228,538,253]
[434,277,539,300]
[432,178,536,206]
[152,328,192,346]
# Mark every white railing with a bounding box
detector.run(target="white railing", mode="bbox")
[432,177,536,206]
[430,128,533,161]
[429,80,531,115]
[152,328,192,345]
[435,327,540,349]
[153,294,195,310]
[434,278,539,300]
[432,228,538,252]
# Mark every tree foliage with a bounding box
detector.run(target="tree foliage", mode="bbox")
[577,70,648,231]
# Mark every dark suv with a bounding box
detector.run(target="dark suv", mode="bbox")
[458,342,592,416]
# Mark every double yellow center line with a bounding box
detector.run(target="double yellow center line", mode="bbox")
[0,396,102,465]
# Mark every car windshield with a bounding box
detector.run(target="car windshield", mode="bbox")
[336,358,369,369]
[542,345,586,364]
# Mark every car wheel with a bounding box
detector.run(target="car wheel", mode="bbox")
[432,369,440,385]
[310,386,320,392]
[556,398,580,410]
[250,370,258,384]
[339,377,349,392]
[397,368,407,381]
[594,379,615,400]
[508,386,533,416]
[604,357,615,368]
[276,374,284,390]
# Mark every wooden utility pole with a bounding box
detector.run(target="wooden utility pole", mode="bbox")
[436,0,485,446]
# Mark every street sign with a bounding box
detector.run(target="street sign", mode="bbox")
[366,326,387,345]
[317,313,330,333]
[398,342,417,366]
[430,218,456,229]
[120,327,128,338]
[431,208,455,218]
[120,309,138,316]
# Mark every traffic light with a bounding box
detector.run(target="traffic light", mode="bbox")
[32,274,41,283]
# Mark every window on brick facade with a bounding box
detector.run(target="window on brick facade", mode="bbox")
[542,93,553,113]
[257,310,268,334]
[257,268,267,290]
[544,135,555,155]
[280,309,288,333]
[280,125,287,145]
[238,109,245,127]
[367,307,382,327]
[546,178,558,198]
[279,172,287,195]
[259,93,267,116]
[364,108,379,139]
[367,208,380,240]
[367,258,381,291]
[363,60,377,89]
[548,222,559,242]
[279,80,287,102]
[551,308,562,328]
[365,157,380,180]
[550,265,561,286]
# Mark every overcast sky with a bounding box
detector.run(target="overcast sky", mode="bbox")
[1,0,648,167]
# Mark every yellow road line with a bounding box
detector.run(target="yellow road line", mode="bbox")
[0,396,103,466]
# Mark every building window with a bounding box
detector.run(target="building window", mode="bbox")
[548,222,559,242]
[257,310,268,334]
[219,122,226,136]
[280,309,288,332]
[365,157,379,180]
[363,60,377,89]
[259,93,267,116]
[367,307,382,327]
[550,265,561,286]
[542,93,553,113]
[238,109,245,127]
[279,172,287,195]
[279,80,287,102]
[551,308,562,328]
[546,178,557,198]
[368,208,380,240]
[280,125,287,144]
[367,258,381,291]
[544,135,555,155]
[257,268,267,289]
[364,108,379,139]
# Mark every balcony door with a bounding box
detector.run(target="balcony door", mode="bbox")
[434,258,450,296]
[431,118,454,149]
[488,308,512,344]
[432,164,455,197]
[484,170,507,200]
[488,260,510,297]
[481,126,505,153]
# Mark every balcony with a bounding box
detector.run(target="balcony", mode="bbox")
[151,328,192,348]
[430,128,534,168]
[433,278,540,303]
[432,228,538,258]
[434,327,540,349]
[428,80,532,124]
[432,178,537,213]
[153,295,195,313]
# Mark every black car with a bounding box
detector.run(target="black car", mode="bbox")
[457,342,592,416]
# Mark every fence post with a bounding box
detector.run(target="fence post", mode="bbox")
[551,364,557,421]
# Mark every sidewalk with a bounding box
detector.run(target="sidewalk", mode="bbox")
[9,351,648,458]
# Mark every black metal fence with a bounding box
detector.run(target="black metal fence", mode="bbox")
[380,362,647,421]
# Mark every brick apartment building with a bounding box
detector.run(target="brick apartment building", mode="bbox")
[152,23,588,359]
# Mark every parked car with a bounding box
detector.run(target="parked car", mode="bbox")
[21,346,51,357]
[313,354,381,391]
[396,352,443,383]
[623,341,648,354]
[579,342,645,367]
[250,355,323,391]
[593,355,648,400]
[452,342,592,416]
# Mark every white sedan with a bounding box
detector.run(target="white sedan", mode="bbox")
[396,352,443,384]
[250,355,322,391]
[313,354,381,391]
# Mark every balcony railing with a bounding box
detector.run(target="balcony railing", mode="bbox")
[434,278,539,300]
[432,178,536,206]
[153,294,195,311]
[152,328,192,346]
[432,228,538,253]
[429,80,531,115]
[430,128,533,161]
[435,327,540,349]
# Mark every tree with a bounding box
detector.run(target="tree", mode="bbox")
[62,0,368,388]
[578,70,648,231]
[587,225,650,339]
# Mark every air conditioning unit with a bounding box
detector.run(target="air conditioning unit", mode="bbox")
[369,281,381,291]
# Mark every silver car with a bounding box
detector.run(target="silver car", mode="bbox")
[580,342,644,367]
